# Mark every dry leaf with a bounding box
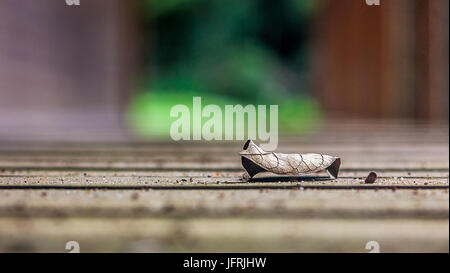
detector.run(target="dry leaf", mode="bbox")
[240,140,341,181]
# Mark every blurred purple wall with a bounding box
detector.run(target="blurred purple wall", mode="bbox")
[0,0,138,141]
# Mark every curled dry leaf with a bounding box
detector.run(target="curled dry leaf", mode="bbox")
[240,140,341,181]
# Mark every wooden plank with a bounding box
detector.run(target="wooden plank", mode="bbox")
[0,175,448,187]
[0,170,448,178]
[0,160,447,170]
[0,189,447,219]
[0,218,447,252]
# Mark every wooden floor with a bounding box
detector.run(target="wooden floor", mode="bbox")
[0,121,448,252]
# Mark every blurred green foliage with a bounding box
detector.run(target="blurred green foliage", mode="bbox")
[129,0,322,138]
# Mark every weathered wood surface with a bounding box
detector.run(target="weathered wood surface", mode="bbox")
[0,122,448,252]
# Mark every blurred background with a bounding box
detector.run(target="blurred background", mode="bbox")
[0,0,448,141]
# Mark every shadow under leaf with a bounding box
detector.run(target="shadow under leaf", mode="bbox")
[248,175,333,183]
